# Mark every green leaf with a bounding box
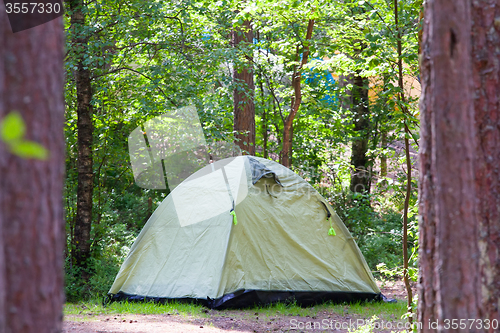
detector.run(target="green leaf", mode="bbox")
[11,141,49,160]
[1,111,26,143]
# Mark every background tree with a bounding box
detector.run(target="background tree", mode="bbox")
[0,8,65,333]
[348,74,370,193]
[232,19,256,155]
[67,0,94,283]
[228,0,321,167]
[281,18,315,167]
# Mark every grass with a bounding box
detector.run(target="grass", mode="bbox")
[252,300,406,322]
[64,300,207,318]
[251,300,343,318]
[348,300,407,318]
[64,299,407,323]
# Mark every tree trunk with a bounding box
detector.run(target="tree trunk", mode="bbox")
[418,0,483,330]
[0,9,65,333]
[281,19,314,168]
[349,75,370,193]
[262,108,268,159]
[259,79,269,159]
[380,131,387,177]
[379,74,390,180]
[0,14,5,329]
[68,0,94,281]
[232,20,255,156]
[471,0,500,325]
[394,0,413,324]
[281,119,293,167]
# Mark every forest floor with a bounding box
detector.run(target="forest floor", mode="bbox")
[63,280,415,333]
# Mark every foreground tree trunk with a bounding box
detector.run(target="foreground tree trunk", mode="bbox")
[418,0,485,330]
[0,9,65,333]
[232,20,255,155]
[67,0,94,281]
[471,0,500,324]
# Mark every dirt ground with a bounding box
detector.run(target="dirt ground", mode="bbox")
[63,280,414,333]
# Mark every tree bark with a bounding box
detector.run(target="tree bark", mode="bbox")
[471,0,500,326]
[281,19,314,168]
[68,0,94,281]
[418,0,483,330]
[259,78,269,159]
[380,131,387,177]
[0,12,5,331]
[349,75,370,193]
[232,20,255,156]
[379,74,390,180]
[0,8,65,333]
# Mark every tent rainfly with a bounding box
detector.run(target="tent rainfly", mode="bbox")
[108,156,381,309]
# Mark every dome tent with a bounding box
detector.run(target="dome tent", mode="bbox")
[108,156,381,309]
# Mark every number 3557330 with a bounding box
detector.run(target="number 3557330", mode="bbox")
[5,3,61,14]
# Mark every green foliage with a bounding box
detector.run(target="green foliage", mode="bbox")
[327,191,415,274]
[0,111,49,159]
[1,111,25,141]
[65,219,138,301]
[62,0,423,302]
[402,292,418,330]
[317,153,418,277]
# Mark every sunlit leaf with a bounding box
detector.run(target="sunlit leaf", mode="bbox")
[11,141,49,160]
[0,111,26,143]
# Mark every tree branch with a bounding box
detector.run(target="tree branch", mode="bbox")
[94,67,178,107]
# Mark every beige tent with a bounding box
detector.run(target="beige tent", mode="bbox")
[109,156,380,308]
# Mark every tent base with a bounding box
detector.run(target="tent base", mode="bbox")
[108,290,382,310]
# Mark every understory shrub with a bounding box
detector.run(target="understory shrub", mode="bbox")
[318,185,417,277]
